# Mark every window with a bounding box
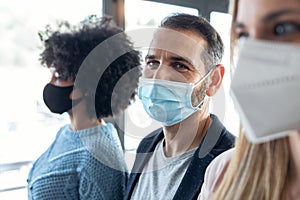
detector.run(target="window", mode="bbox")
[0,1,101,198]
[209,11,240,136]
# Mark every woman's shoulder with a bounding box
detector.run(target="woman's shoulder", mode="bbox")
[198,148,235,200]
[208,148,235,177]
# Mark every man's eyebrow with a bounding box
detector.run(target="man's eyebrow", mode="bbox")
[145,54,194,67]
[170,56,193,66]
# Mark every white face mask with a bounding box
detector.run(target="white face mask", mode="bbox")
[230,39,300,144]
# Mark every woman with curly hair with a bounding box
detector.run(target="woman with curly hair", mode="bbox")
[27,16,141,199]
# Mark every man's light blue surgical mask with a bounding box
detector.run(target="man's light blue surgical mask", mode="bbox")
[138,72,211,126]
[231,38,300,143]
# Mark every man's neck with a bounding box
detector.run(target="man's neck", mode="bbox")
[162,110,211,157]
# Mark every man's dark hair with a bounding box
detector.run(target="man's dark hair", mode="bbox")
[160,13,224,70]
[39,15,141,118]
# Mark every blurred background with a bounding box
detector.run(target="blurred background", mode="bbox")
[0,0,238,199]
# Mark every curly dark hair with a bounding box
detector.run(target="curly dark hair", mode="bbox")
[39,15,142,118]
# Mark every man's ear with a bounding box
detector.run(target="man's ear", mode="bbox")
[206,64,225,96]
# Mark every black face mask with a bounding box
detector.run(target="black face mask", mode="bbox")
[43,83,83,114]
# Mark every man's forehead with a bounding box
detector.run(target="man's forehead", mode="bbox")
[147,28,212,68]
[150,28,206,55]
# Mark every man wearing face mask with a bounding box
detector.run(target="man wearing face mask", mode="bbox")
[27,16,141,199]
[125,13,235,200]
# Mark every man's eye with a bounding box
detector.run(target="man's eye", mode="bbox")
[274,23,300,36]
[146,61,160,69]
[173,63,189,71]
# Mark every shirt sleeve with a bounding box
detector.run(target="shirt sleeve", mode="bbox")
[198,148,235,200]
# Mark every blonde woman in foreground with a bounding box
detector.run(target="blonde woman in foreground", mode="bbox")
[198,0,300,199]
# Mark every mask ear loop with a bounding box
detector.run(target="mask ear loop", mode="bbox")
[193,67,215,87]
[191,67,215,109]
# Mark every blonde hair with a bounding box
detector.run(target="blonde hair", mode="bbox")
[212,0,291,199]
[212,133,290,200]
